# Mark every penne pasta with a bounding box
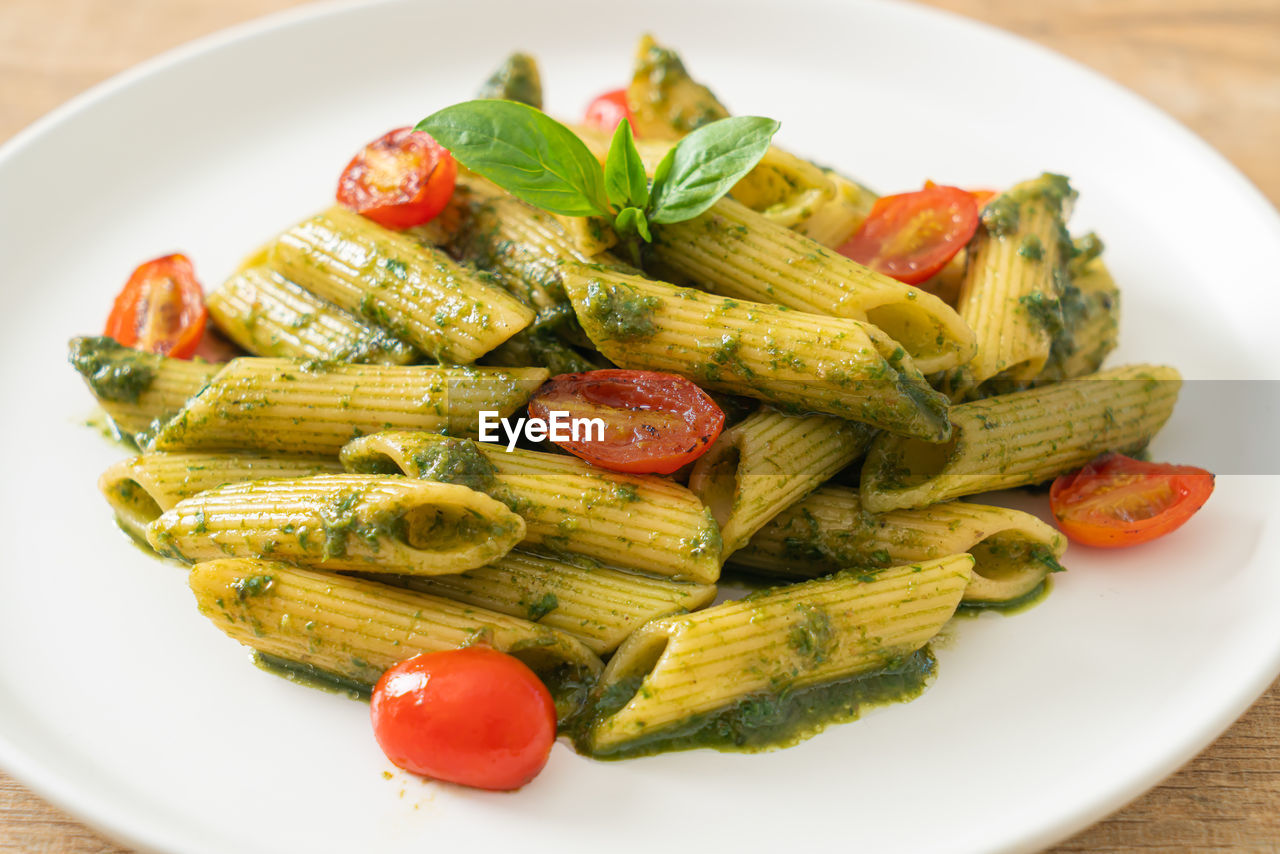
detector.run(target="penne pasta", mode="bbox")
[578,554,973,756]
[793,170,878,248]
[428,173,593,315]
[341,430,724,583]
[268,206,534,362]
[949,174,1076,395]
[147,473,525,575]
[688,408,874,558]
[624,34,729,138]
[646,198,976,374]
[860,364,1181,512]
[475,52,542,107]
[562,265,952,440]
[146,357,547,455]
[716,145,834,228]
[190,558,602,718]
[100,452,342,542]
[69,336,220,443]
[379,550,717,655]
[1033,255,1120,385]
[730,485,1066,604]
[207,262,418,364]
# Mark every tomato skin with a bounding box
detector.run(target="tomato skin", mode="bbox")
[370,648,556,791]
[583,88,633,134]
[1049,453,1215,548]
[104,254,207,359]
[527,369,724,475]
[969,189,998,208]
[924,179,996,209]
[837,185,979,285]
[336,128,457,230]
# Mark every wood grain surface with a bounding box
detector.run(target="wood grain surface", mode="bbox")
[1,1,1278,852]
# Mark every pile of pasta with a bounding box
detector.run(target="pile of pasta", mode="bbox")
[69,39,1179,758]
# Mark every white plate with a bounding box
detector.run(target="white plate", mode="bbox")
[1,1,1278,852]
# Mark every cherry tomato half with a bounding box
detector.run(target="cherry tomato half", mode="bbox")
[336,127,457,230]
[370,648,556,791]
[1049,453,1215,548]
[104,254,207,358]
[583,88,633,134]
[528,369,724,475]
[837,184,979,285]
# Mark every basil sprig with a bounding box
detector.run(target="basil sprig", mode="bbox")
[417,100,778,251]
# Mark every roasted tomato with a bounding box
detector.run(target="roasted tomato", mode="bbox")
[336,127,457,229]
[837,184,980,284]
[583,88,633,134]
[527,369,724,474]
[104,254,207,358]
[1049,453,1215,548]
[370,648,556,791]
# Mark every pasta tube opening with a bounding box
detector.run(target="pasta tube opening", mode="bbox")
[148,474,525,575]
[99,472,164,541]
[400,503,505,552]
[98,453,346,551]
[727,485,1065,604]
[691,443,739,531]
[342,430,724,583]
[687,409,875,558]
[965,531,1063,603]
[864,301,961,373]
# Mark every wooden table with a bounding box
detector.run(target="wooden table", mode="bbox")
[2,0,1277,851]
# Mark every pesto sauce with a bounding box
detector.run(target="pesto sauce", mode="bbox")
[980,196,1020,237]
[981,173,1076,239]
[777,505,891,573]
[584,278,659,340]
[253,654,593,723]
[1018,234,1045,261]
[523,591,559,621]
[633,41,729,133]
[82,409,139,449]
[957,577,1053,616]
[231,573,275,600]
[475,52,543,109]
[567,648,937,759]
[68,336,161,403]
[682,509,723,560]
[1069,232,1105,276]
[253,652,372,701]
[408,437,498,491]
[787,604,836,664]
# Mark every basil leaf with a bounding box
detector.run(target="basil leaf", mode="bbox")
[652,147,675,193]
[647,116,781,224]
[614,206,652,243]
[634,209,652,242]
[417,100,611,218]
[614,206,639,238]
[604,120,649,210]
